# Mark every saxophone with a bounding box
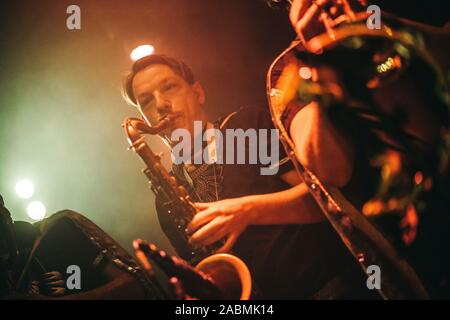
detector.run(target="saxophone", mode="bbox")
[123,116,252,299]
[267,0,449,299]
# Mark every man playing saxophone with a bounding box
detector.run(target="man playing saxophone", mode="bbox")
[122,54,373,299]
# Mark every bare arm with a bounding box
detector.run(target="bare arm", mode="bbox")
[241,182,324,225]
[289,101,354,187]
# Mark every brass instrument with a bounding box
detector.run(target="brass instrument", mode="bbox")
[267,0,449,299]
[123,117,252,299]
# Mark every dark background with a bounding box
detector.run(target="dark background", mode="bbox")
[0,0,448,255]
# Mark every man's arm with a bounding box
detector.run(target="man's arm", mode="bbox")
[187,181,325,253]
[289,101,355,187]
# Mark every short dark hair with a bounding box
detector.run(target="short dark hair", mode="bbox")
[122,54,195,107]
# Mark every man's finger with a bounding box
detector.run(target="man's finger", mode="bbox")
[201,224,229,246]
[194,202,211,210]
[294,1,320,36]
[289,0,308,27]
[190,216,227,245]
[43,271,63,282]
[187,207,219,233]
[46,280,65,287]
[50,287,66,296]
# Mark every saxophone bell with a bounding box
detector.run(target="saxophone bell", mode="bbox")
[134,240,252,300]
[196,253,252,300]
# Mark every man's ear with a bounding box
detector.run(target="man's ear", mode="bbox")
[192,82,206,106]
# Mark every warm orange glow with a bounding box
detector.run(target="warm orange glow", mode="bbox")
[424,177,433,191]
[401,205,419,245]
[387,198,399,211]
[414,171,423,185]
[299,67,312,80]
[362,199,384,216]
[130,44,155,61]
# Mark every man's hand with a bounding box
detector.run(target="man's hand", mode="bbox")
[186,186,328,253]
[289,0,310,32]
[289,0,326,40]
[187,198,256,253]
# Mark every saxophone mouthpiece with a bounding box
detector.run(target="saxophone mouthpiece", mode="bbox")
[133,112,182,135]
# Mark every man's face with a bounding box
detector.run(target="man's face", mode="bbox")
[132,64,206,139]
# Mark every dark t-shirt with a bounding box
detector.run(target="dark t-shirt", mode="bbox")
[156,106,368,299]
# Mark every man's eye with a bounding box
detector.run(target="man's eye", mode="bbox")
[163,83,177,91]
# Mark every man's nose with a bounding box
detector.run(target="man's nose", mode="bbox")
[154,92,171,115]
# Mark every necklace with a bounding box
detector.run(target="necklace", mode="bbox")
[172,112,237,202]
[174,121,223,203]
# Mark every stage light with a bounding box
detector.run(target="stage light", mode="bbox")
[15,179,34,199]
[27,201,46,221]
[299,67,312,80]
[130,45,155,61]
